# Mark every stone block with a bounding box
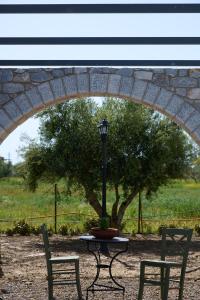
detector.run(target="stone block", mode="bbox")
[165,69,177,77]
[77,74,89,94]
[63,75,78,96]
[0,124,4,135]
[185,111,200,131]
[153,68,165,74]
[155,89,173,109]
[116,68,133,77]
[153,74,169,87]
[52,69,65,78]
[134,70,153,81]
[179,69,188,77]
[143,83,160,104]
[176,101,195,122]
[14,94,32,114]
[89,68,105,74]
[64,68,73,75]
[26,87,43,108]
[108,74,121,95]
[187,88,200,100]
[0,109,12,128]
[37,82,54,104]
[50,78,65,99]
[165,95,184,116]
[0,94,9,106]
[193,126,200,141]
[74,68,88,74]
[3,100,22,122]
[30,71,53,82]
[13,72,30,83]
[3,83,24,93]
[132,80,147,100]
[0,70,13,82]
[171,77,198,88]
[100,67,116,74]
[90,74,108,94]
[176,88,187,97]
[190,70,200,78]
[14,69,26,74]
[119,76,134,97]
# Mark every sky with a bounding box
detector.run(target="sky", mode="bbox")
[0,0,200,163]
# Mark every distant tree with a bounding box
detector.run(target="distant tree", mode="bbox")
[188,156,200,182]
[21,98,194,228]
[0,159,12,178]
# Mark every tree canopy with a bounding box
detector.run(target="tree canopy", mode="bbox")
[20,98,195,227]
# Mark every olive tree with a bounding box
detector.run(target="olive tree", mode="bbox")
[21,98,194,228]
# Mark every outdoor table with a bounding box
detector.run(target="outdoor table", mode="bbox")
[80,235,129,299]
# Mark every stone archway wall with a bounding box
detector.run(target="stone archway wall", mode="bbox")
[1,67,200,144]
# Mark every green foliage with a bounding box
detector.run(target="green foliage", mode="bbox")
[83,218,99,231]
[99,217,110,229]
[13,219,32,235]
[58,224,69,235]
[4,219,41,236]
[18,98,196,228]
[58,224,81,236]
[0,159,12,178]
[194,224,200,236]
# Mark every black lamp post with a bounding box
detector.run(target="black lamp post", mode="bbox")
[98,119,109,219]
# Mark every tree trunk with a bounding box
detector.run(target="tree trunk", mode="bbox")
[117,189,139,227]
[85,188,102,217]
[111,184,120,227]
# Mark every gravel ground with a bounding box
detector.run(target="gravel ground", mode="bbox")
[0,234,200,300]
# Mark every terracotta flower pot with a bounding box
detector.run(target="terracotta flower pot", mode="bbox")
[90,227,119,239]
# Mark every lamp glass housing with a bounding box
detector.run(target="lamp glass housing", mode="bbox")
[98,119,109,137]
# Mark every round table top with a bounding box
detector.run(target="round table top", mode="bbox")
[80,235,129,243]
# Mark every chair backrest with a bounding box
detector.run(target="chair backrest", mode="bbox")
[160,227,193,267]
[41,224,52,275]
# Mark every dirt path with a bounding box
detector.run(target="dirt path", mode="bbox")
[0,234,200,299]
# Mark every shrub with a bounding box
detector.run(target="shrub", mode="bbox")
[58,224,69,236]
[83,218,99,232]
[58,224,81,236]
[31,225,41,235]
[195,224,200,236]
[13,219,32,235]
[5,228,14,236]
[5,220,43,236]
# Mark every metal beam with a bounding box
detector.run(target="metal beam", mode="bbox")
[0,60,200,67]
[1,37,200,45]
[0,4,200,14]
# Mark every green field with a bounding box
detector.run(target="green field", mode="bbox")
[1,177,200,234]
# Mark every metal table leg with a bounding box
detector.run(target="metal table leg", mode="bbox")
[86,241,128,299]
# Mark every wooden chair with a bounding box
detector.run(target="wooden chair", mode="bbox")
[41,224,82,300]
[138,227,193,300]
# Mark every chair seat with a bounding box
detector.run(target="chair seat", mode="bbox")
[141,259,182,268]
[50,255,79,263]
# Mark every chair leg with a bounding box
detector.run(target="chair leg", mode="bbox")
[48,280,53,300]
[162,267,170,300]
[160,266,164,299]
[138,263,145,300]
[75,260,82,300]
[178,268,186,300]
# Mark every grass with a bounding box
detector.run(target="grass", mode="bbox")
[1,177,200,234]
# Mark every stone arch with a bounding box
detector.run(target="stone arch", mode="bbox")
[1,67,200,144]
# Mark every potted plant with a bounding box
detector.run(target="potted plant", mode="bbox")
[90,217,119,239]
